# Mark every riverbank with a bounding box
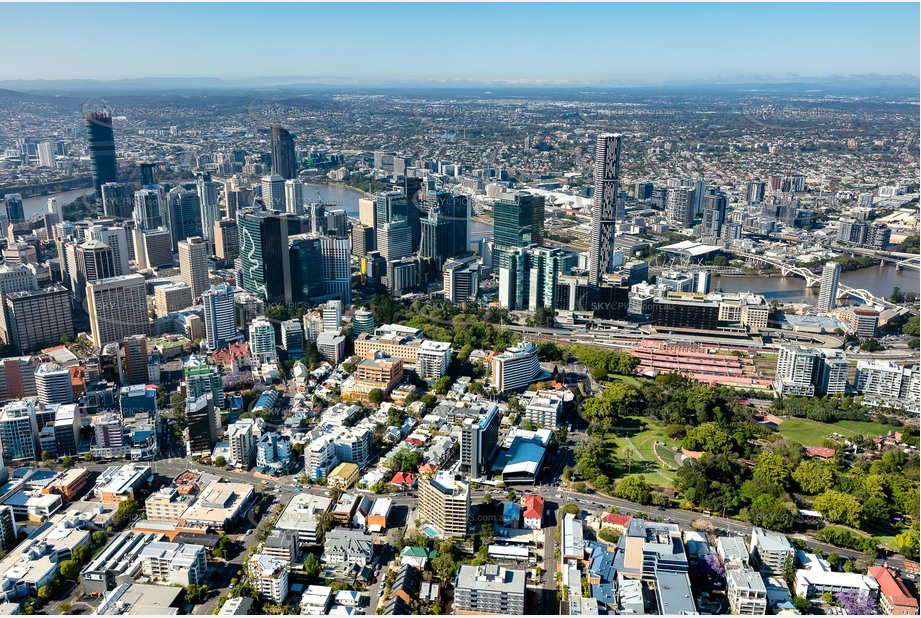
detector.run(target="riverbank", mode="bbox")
[2,176,93,199]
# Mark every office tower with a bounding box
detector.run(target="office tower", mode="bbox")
[358,198,376,228]
[225,187,253,220]
[666,186,695,227]
[85,111,118,205]
[443,256,480,304]
[379,220,412,263]
[322,300,343,332]
[134,189,164,230]
[420,207,451,268]
[319,236,351,304]
[280,320,304,357]
[589,133,622,287]
[351,308,375,337]
[237,209,292,304]
[154,282,192,316]
[133,227,173,270]
[261,174,286,211]
[493,192,544,273]
[634,181,654,201]
[186,394,217,457]
[270,125,297,180]
[178,237,210,300]
[86,274,149,347]
[35,362,74,405]
[418,472,470,538]
[167,188,203,250]
[3,193,24,222]
[202,284,238,351]
[0,285,73,353]
[0,263,38,296]
[307,202,326,235]
[492,341,540,394]
[0,401,39,462]
[213,219,239,263]
[403,176,424,251]
[422,191,470,258]
[460,406,499,478]
[139,162,157,186]
[86,224,129,276]
[249,317,277,367]
[350,223,375,258]
[288,237,324,302]
[747,180,766,204]
[701,193,727,238]
[196,173,220,242]
[816,261,841,312]
[74,241,117,301]
[0,356,39,401]
[284,179,304,215]
[101,182,134,221]
[121,335,149,386]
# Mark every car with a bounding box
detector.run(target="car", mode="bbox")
[657,506,666,511]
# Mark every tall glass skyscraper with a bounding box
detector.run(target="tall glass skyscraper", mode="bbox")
[289,236,325,302]
[237,209,292,304]
[589,133,622,287]
[492,191,544,273]
[84,111,118,206]
[817,261,842,312]
[270,125,297,180]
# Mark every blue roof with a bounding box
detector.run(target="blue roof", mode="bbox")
[591,583,617,608]
[587,543,618,584]
[503,502,521,521]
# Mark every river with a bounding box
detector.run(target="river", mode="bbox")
[21,187,95,221]
[714,264,919,303]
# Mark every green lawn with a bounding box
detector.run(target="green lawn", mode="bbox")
[778,418,893,445]
[607,374,646,388]
[617,417,681,486]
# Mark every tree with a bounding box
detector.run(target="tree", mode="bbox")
[61,456,75,469]
[92,531,107,546]
[60,603,72,615]
[675,453,749,514]
[598,528,620,543]
[367,389,384,405]
[836,589,876,615]
[896,530,920,560]
[38,586,53,602]
[214,456,227,468]
[745,495,795,531]
[782,555,797,589]
[112,498,141,529]
[860,338,884,352]
[753,452,793,490]
[71,544,91,565]
[813,490,863,528]
[59,559,80,580]
[793,460,835,495]
[41,450,55,464]
[520,418,535,431]
[303,553,323,581]
[614,476,651,504]
[185,584,209,605]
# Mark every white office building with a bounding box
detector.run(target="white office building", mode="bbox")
[86,275,149,347]
[492,340,541,394]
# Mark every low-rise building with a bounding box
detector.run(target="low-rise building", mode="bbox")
[95,464,153,504]
[248,553,289,603]
[177,481,255,532]
[327,462,360,489]
[454,564,526,615]
[727,568,768,615]
[300,585,333,615]
[867,566,919,615]
[275,494,333,545]
[750,527,794,576]
[322,528,374,565]
[139,540,208,587]
[81,531,157,594]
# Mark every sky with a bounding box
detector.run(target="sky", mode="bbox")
[1,2,918,85]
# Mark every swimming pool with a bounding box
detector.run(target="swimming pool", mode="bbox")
[422,525,439,538]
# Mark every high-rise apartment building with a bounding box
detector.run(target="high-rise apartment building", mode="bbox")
[418,472,470,538]
[319,236,351,304]
[460,405,500,478]
[589,133,621,287]
[284,179,304,215]
[213,219,239,263]
[35,362,75,405]
[121,335,149,386]
[0,400,39,462]
[196,173,220,243]
[249,317,278,368]
[270,125,297,180]
[816,262,841,312]
[85,111,118,206]
[86,274,149,347]
[443,256,480,304]
[701,193,727,238]
[178,237,210,300]
[201,284,239,351]
[133,188,164,230]
[498,245,569,312]
[666,186,696,227]
[492,341,540,394]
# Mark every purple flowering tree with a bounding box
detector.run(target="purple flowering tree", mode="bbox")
[835,589,876,615]
[701,552,726,579]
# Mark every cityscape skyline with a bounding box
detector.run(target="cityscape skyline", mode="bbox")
[0,3,917,84]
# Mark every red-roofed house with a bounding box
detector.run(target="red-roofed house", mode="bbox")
[390,472,417,490]
[418,463,439,474]
[600,513,633,534]
[522,494,544,530]
[867,566,918,615]
[212,343,252,372]
[403,437,425,447]
[805,446,836,460]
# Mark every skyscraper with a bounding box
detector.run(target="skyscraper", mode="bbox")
[284,179,304,215]
[178,236,210,300]
[666,186,695,227]
[196,173,220,243]
[237,209,292,304]
[167,188,203,250]
[420,208,451,268]
[139,162,157,186]
[85,111,118,206]
[493,192,544,274]
[588,133,622,287]
[101,183,134,221]
[379,219,413,262]
[425,191,469,258]
[270,125,297,180]
[261,174,286,211]
[701,193,727,238]
[3,194,24,223]
[0,285,73,353]
[86,224,130,276]
[817,261,841,312]
[134,188,164,230]
[289,237,324,302]
[404,176,424,251]
[319,236,351,304]
[86,274,149,347]
[202,284,239,351]
[213,218,239,263]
